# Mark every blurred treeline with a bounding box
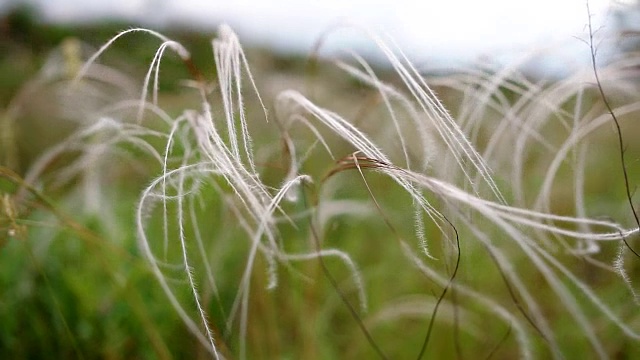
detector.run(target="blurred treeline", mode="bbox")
[0,4,316,107]
[0,5,214,102]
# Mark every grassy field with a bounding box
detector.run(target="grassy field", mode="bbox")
[2,8,640,359]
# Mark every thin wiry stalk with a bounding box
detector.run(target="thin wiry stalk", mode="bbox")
[364,295,480,337]
[343,154,462,358]
[452,286,462,360]
[301,180,389,360]
[458,215,560,358]
[586,2,640,258]
[415,216,461,360]
[401,242,533,360]
[330,154,464,359]
[484,325,512,360]
[337,156,559,357]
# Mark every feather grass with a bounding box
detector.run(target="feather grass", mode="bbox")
[18,19,640,359]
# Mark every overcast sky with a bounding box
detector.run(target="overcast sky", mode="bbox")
[9,0,634,74]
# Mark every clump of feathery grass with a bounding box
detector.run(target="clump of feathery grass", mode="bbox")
[14,16,640,359]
